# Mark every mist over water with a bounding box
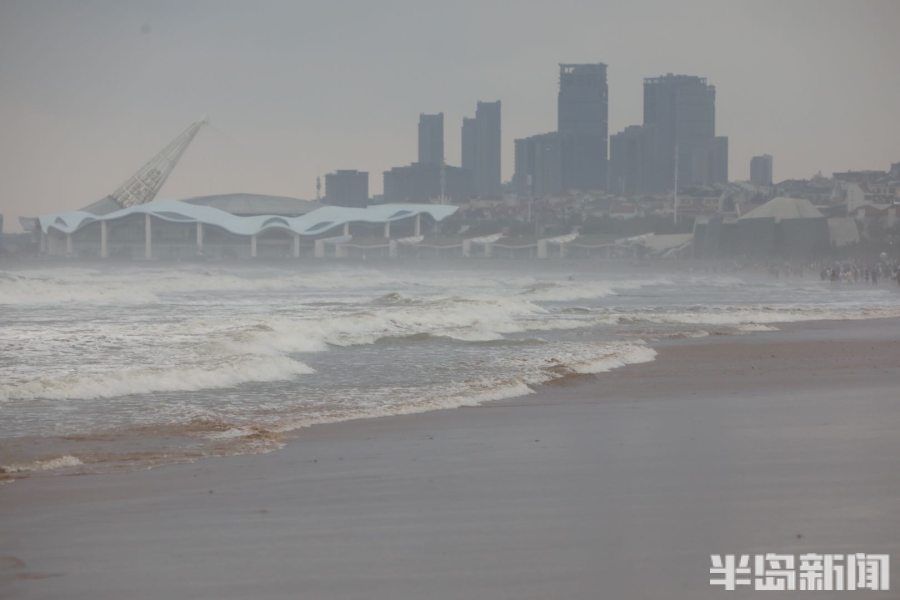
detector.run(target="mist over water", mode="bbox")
[2,262,899,477]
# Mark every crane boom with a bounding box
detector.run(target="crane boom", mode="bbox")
[82,118,207,214]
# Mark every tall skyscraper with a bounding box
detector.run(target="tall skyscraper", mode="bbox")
[461,117,476,173]
[460,102,501,197]
[643,74,717,191]
[513,132,563,198]
[609,125,654,196]
[750,154,774,186]
[418,113,444,166]
[557,63,608,191]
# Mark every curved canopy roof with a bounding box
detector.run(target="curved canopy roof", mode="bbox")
[39,200,458,237]
[181,193,320,216]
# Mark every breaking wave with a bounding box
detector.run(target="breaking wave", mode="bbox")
[612,303,900,328]
[0,355,313,401]
[1,454,83,474]
[520,276,672,302]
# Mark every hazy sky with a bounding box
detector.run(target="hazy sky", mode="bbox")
[1,0,899,230]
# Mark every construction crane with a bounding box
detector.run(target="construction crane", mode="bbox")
[82,117,207,214]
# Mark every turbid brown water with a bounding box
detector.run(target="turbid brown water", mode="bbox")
[2,319,898,599]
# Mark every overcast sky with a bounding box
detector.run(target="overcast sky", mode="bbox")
[1,0,898,230]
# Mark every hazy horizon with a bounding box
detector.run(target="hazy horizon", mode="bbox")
[1,0,899,231]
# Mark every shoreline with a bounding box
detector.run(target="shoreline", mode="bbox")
[1,316,898,483]
[2,315,894,484]
[2,317,899,598]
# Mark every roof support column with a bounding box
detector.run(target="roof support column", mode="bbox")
[250,234,257,258]
[196,222,203,256]
[100,221,108,258]
[384,221,390,238]
[414,214,421,237]
[144,214,152,260]
[343,222,350,236]
[66,233,73,257]
[293,234,300,258]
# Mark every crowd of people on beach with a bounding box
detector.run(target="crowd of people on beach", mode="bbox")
[817,261,900,285]
[757,258,900,287]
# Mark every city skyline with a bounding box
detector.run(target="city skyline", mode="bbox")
[1,0,899,228]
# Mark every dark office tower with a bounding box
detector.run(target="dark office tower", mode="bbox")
[513,138,531,196]
[513,132,563,198]
[690,136,729,186]
[557,63,608,191]
[324,170,369,207]
[709,136,729,184]
[609,125,654,196]
[418,113,444,166]
[643,74,716,191]
[461,117,476,173]
[383,163,472,203]
[461,102,502,198]
[474,101,502,197]
[750,154,774,186]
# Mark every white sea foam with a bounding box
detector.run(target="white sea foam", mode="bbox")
[735,323,780,332]
[1,455,83,474]
[182,339,658,443]
[567,343,658,374]
[613,303,900,328]
[0,267,408,305]
[521,276,671,302]
[0,355,313,401]
[5,264,900,463]
[226,296,555,351]
[258,342,657,436]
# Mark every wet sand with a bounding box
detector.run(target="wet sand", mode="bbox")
[2,319,899,599]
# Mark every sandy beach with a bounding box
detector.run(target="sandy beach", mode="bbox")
[2,318,899,599]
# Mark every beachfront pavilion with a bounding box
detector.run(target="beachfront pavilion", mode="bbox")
[37,200,458,260]
[735,197,830,258]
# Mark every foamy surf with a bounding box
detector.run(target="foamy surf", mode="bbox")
[1,454,83,474]
[0,355,314,401]
[4,263,900,479]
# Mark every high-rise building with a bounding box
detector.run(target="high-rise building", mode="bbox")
[418,113,444,166]
[324,170,369,207]
[460,102,502,197]
[643,74,717,191]
[557,63,608,191]
[750,154,774,186]
[609,125,654,196]
[513,132,563,198]
[708,136,729,185]
[383,163,472,204]
[474,101,502,197]
[461,117,476,173]
[690,136,729,186]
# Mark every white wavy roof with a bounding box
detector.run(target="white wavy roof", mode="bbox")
[39,200,458,237]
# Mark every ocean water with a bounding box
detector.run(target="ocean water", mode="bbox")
[2,261,899,478]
